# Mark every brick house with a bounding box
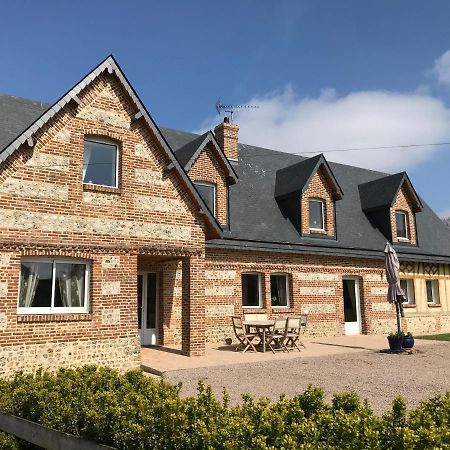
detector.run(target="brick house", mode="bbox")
[1,55,449,376]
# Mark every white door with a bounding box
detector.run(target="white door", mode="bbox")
[138,272,158,346]
[343,278,361,335]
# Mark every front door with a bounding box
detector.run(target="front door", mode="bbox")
[343,278,361,335]
[137,272,158,346]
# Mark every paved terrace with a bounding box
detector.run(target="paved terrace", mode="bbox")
[141,335,436,375]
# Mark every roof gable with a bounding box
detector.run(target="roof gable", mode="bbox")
[359,172,423,213]
[174,131,238,183]
[275,153,343,200]
[0,55,222,237]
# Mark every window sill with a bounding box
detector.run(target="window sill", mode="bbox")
[83,183,121,195]
[402,304,416,308]
[17,313,93,323]
[309,228,326,234]
[242,307,264,311]
[427,303,441,308]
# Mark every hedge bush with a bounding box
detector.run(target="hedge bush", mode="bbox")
[0,366,449,449]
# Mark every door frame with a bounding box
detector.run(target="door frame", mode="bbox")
[138,271,159,346]
[342,276,362,335]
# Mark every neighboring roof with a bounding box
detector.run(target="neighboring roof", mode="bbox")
[0,56,222,237]
[2,63,450,263]
[359,172,423,212]
[0,93,50,151]
[275,153,343,200]
[173,131,238,183]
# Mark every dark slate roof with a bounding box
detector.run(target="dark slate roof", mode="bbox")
[275,153,343,200]
[2,95,450,263]
[0,93,50,150]
[174,132,208,167]
[359,172,423,212]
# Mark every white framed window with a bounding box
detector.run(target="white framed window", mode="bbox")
[194,182,216,215]
[426,279,440,305]
[242,272,262,308]
[17,258,90,314]
[83,138,119,188]
[270,273,290,308]
[309,198,325,231]
[395,211,408,240]
[400,279,415,305]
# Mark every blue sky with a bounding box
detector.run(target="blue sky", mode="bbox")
[2,1,450,216]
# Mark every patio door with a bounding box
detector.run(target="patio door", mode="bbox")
[343,278,361,335]
[137,272,158,346]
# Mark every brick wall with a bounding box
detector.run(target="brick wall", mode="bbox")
[301,166,335,237]
[390,183,417,244]
[0,71,208,375]
[188,142,229,226]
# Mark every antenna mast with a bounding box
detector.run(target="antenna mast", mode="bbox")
[215,97,259,121]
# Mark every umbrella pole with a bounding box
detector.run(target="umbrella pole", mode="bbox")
[395,301,401,334]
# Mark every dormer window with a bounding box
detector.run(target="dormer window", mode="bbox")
[194,182,216,215]
[396,211,408,240]
[309,199,325,231]
[83,138,119,188]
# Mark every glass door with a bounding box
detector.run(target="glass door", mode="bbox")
[343,278,361,335]
[137,272,158,345]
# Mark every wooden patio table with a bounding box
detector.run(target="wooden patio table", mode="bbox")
[242,320,275,353]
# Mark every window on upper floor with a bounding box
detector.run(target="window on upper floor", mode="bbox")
[395,211,408,240]
[17,258,90,314]
[83,138,119,188]
[426,279,440,305]
[309,199,325,231]
[400,278,415,305]
[270,273,289,308]
[194,182,216,215]
[242,273,262,308]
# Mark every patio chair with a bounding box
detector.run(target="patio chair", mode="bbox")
[285,315,307,351]
[267,318,289,353]
[231,316,258,353]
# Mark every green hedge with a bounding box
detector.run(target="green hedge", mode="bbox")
[0,366,449,449]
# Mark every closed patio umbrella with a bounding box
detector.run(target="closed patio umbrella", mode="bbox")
[384,242,406,333]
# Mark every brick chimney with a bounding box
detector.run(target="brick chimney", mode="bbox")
[214,117,239,161]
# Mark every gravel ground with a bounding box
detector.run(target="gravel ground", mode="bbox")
[164,342,450,414]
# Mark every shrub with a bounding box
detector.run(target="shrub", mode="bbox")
[0,366,448,449]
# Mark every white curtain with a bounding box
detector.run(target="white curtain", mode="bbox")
[20,263,40,307]
[83,145,92,181]
[58,264,84,307]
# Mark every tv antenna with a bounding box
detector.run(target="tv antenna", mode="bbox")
[215,97,259,121]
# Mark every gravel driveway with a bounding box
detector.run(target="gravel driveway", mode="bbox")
[164,342,450,414]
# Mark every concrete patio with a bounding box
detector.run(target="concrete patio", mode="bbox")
[140,335,437,375]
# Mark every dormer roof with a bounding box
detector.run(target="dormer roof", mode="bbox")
[358,172,423,213]
[275,154,343,200]
[174,131,238,184]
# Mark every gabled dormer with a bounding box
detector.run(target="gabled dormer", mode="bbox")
[275,154,343,238]
[359,172,423,245]
[175,130,237,228]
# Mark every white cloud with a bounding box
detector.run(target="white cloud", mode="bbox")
[198,87,450,172]
[438,208,450,219]
[432,50,450,86]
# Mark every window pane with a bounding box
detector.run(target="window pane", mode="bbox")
[195,184,215,214]
[426,280,434,303]
[19,262,53,308]
[83,140,117,187]
[146,273,157,329]
[270,275,288,307]
[343,279,357,322]
[309,200,324,229]
[54,263,86,307]
[242,274,260,307]
[396,212,407,239]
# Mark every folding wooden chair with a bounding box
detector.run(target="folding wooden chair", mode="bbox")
[285,315,307,351]
[231,316,258,353]
[268,317,289,353]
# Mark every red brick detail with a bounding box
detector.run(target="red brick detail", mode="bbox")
[181,255,205,356]
[390,183,417,244]
[301,166,335,237]
[188,142,229,225]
